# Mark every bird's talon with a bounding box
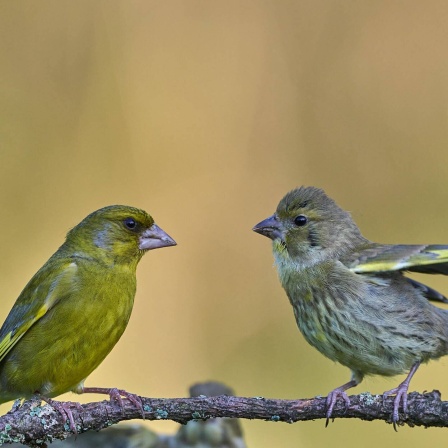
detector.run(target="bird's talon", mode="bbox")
[382,363,419,431]
[108,388,125,415]
[83,386,144,418]
[112,388,144,418]
[325,388,351,425]
[40,397,80,434]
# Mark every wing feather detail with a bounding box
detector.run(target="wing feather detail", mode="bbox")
[0,261,77,363]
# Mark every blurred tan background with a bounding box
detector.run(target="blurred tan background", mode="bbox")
[1,1,448,446]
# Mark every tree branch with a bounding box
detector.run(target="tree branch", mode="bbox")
[0,390,446,446]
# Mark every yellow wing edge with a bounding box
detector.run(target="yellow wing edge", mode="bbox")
[0,305,48,362]
[0,261,78,363]
[350,248,448,274]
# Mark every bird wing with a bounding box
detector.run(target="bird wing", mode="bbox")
[0,259,78,362]
[344,244,448,304]
[405,278,448,304]
[346,244,448,275]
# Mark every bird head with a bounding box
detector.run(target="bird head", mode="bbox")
[64,205,176,265]
[253,186,365,266]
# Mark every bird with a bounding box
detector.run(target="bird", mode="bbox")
[253,186,448,428]
[0,205,176,430]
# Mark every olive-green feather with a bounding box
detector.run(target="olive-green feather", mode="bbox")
[0,261,77,362]
[0,205,173,403]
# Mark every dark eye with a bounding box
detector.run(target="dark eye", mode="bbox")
[123,217,137,230]
[294,215,308,226]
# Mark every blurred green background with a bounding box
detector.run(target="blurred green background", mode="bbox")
[1,1,448,446]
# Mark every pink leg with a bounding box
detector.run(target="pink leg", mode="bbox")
[82,387,145,418]
[38,395,84,433]
[383,362,420,430]
[325,378,359,426]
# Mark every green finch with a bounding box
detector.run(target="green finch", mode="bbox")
[0,205,176,428]
[253,186,448,428]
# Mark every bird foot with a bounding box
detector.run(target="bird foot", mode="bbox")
[82,387,145,418]
[325,388,351,427]
[109,388,145,418]
[382,385,409,431]
[39,396,83,433]
[382,361,420,431]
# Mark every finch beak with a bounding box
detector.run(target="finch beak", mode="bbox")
[252,214,283,241]
[139,224,177,250]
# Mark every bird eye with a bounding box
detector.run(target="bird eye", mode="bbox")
[123,218,137,230]
[294,215,308,226]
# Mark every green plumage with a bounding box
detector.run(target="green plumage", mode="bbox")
[253,186,448,426]
[0,205,175,403]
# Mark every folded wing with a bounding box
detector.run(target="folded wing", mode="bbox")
[344,244,448,304]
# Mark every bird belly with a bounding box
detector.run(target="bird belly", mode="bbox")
[287,276,440,378]
[0,287,134,402]
[292,296,407,376]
